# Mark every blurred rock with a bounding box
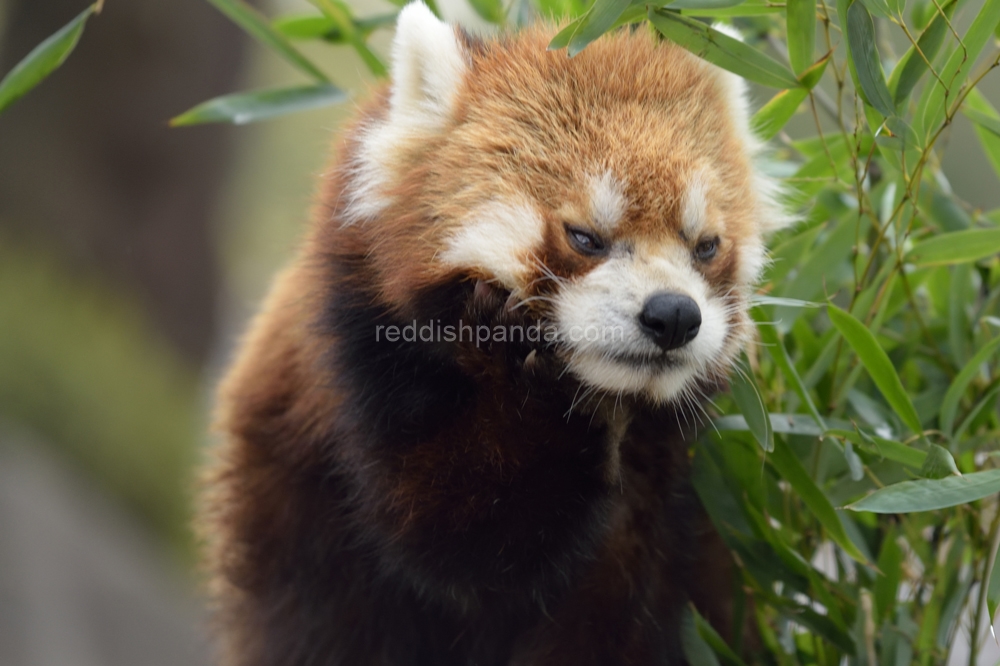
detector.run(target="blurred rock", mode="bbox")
[0,429,211,666]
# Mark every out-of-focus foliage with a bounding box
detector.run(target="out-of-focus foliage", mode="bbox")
[0,237,203,559]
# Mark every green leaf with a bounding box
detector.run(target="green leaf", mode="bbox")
[729,359,773,451]
[273,12,396,42]
[939,335,1000,435]
[826,428,927,468]
[907,229,1000,267]
[846,0,895,118]
[858,0,892,18]
[0,4,97,115]
[915,0,1000,138]
[955,384,1000,440]
[751,88,809,140]
[668,0,748,10]
[648,9,801,88]
[751,295,822,309]
[308,0,387,77]
[206,0,330,82]
[757,321,825,428]
[786,0,816,74]
[965,107,1000,139]
[827,305,923,435]
[679,0,784,15]
[887,0,956,106]
[847,468,1000,512]
[770,438,870,563]
[692,605,748,666]
[170,84,348,126]
[716,413,828,437]
[467,0,507,23]
[566,0,633,56]
[274,14,340,40]
[874,529,903,621]
[987,540,1000,624]
[965,89,1000,179]
[680,605,722,665]
[918,444,961,479]
[548,19,582,51]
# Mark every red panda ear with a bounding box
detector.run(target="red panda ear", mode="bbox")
[389,2,469,130]
[341,2,470,224]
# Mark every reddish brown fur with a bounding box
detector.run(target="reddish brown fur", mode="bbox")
[201,23,757,666]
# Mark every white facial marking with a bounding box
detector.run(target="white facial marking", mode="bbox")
[682,35,795,237]
[438,199,544,287]
[555,245,733,403]
[681,175,710,241]
[589,171,628,235]
[342,2,468,224]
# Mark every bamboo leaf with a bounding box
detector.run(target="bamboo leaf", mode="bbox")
[566,0,633,56]
[170,84,348,126]
[846,0,895,117]
[751,88,809,140]
[965,107,1000,139]
[668,0,748,8]
[466,0,507,23]
[207,0,330,82]
[786,0,816,74]
[648,9,801,88]
[757,322,825,428]
[0,4,98,114]
[826,428,927,468]
[692,605,748,666]
[679,0,784,15]
[988,542,1000,624]
[308,0,387,77]
[939,336,1000,435]
[680,605,722,665]
[918,444,961,479]
[770,438,870,564]
[874,529,903,621]
[273,12,397,41]
[907,229,1000,267]
[729,359,774,451]
[915,0,1000,138]
[827,305,923,435]
[965,90,1000,180]
[887,0,955,106]
[716,413,828,437]
[847,469,1000,512]
[548,18,583,50]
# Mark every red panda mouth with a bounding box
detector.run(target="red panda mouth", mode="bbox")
[607,352,680,371]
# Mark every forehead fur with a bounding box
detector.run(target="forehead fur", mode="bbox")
[434,28,760,240]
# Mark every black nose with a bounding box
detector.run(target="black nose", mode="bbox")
[638,292,702,351]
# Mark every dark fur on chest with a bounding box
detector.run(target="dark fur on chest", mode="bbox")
[208,263,707,666]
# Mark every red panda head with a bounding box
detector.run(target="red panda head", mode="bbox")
[329,2,792,405]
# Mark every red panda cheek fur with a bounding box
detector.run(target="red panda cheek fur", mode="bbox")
[200,3,787,664]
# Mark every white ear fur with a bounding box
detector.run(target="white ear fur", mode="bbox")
[389,2,469,129]
[341,3,468,224]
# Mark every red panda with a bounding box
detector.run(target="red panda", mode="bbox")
[201,4,791,664]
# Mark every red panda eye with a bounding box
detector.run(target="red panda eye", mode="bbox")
[566,225,606,256]
[695,237,719,262]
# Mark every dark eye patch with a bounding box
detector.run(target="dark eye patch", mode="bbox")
[694,236,719,262]
[565,225,608,257]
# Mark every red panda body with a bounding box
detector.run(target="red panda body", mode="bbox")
[202,5,789,664]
